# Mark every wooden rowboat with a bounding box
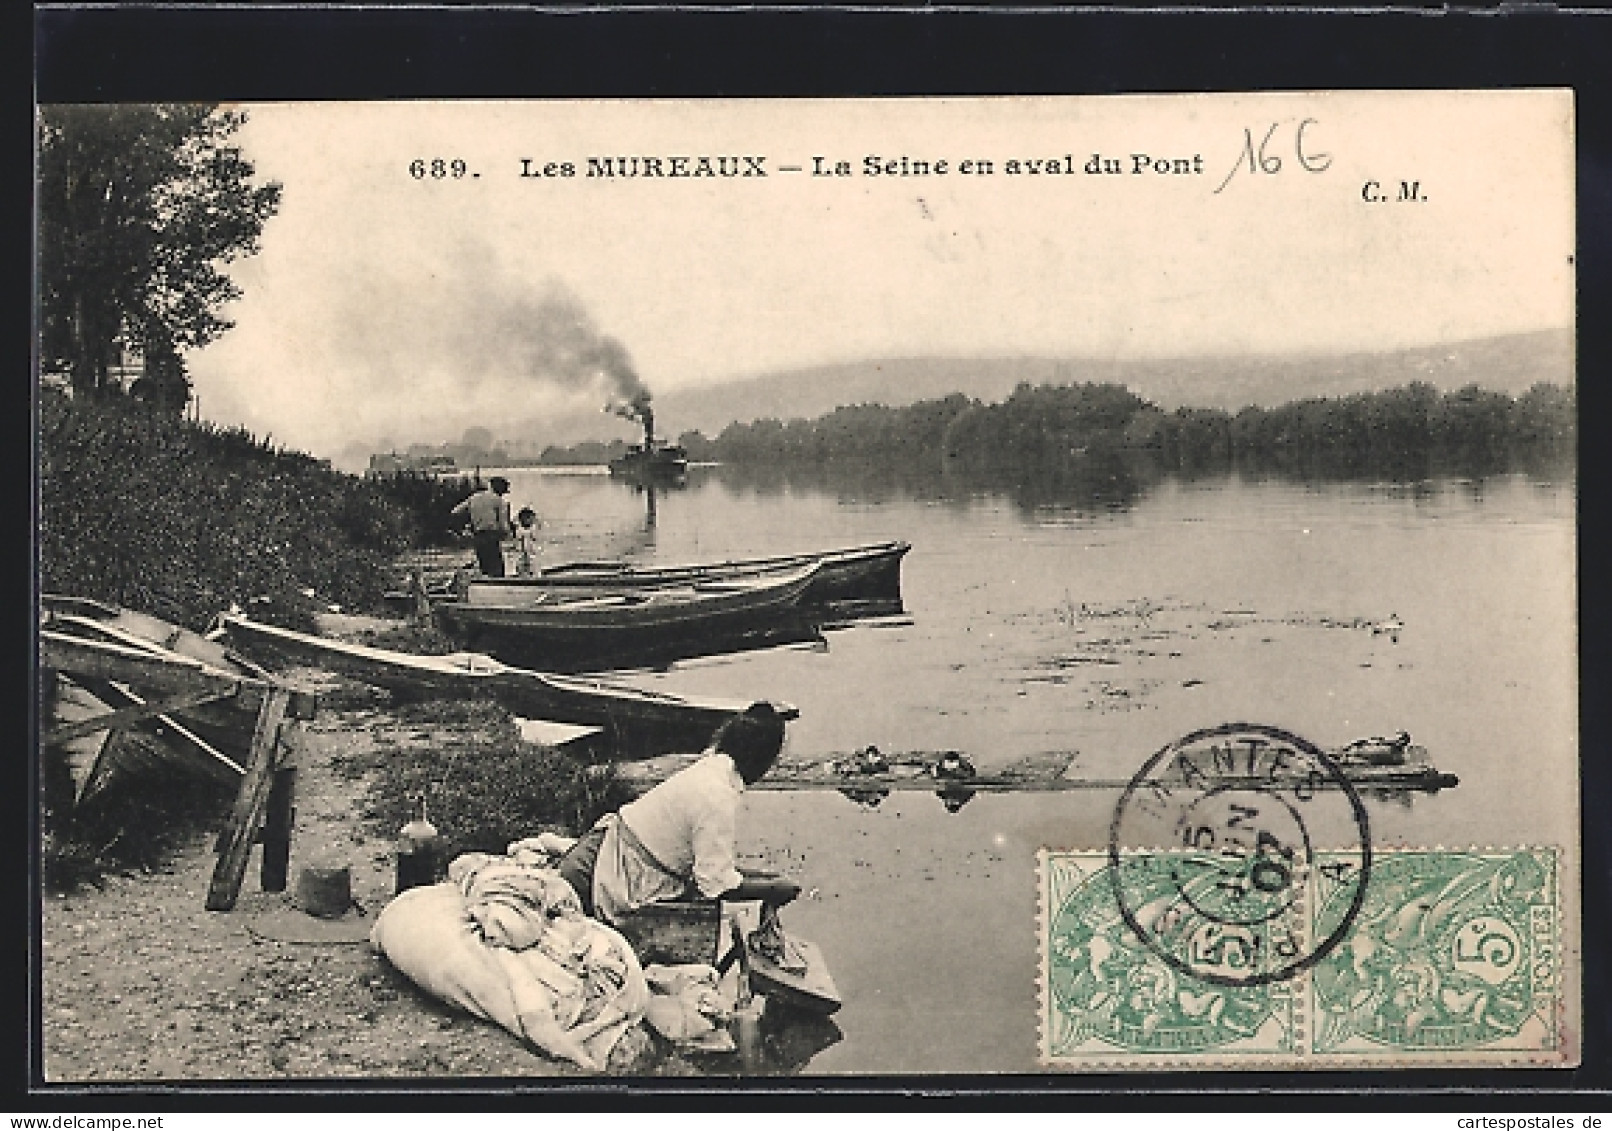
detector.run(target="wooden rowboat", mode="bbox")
[40,597,330,911]
[41,596,289,770]
[433,562,827,672]
[478,540,910,609]
[217,613,796,756]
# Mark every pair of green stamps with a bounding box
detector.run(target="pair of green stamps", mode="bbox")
[1040,846,1564,1067]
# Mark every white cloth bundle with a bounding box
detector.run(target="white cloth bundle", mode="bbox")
[371,879,648,1072]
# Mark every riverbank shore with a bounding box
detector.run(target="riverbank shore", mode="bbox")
[40,604,685,1081]
[41,697,570,1081]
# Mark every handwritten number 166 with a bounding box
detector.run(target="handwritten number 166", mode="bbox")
[1214,120,1331,194]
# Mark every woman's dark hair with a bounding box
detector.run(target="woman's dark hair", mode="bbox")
[714,701,786,784]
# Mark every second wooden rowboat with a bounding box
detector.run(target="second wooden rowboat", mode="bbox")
[473,540,910,609]
[433,561,827,671]
[217,613,795,756]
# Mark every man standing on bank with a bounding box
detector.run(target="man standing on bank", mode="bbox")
[557,702,801,925]
[451,476,514,578]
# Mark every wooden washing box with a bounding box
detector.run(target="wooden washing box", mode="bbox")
[613,899,723,965]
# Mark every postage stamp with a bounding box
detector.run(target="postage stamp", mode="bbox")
[1307,847,1562,1061]
[1039,847,1567,1068]
[1042,848,1303,1065]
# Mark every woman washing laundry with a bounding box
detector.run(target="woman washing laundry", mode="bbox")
[557,702,801,926]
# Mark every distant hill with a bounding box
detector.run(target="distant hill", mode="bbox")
[655,328,1574,439]
[370,328,1573,468]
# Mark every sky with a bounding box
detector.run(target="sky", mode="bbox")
[181,92,1575,462]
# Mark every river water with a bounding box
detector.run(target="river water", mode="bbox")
[491,462,1576,1074]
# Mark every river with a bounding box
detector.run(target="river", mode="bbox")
[488,461,1576,1074]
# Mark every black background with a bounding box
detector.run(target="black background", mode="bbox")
[25,2,1612,1109]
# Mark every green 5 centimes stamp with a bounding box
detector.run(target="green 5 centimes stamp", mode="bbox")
[1309,848,1563,1063]
[1041,849,1301,1065]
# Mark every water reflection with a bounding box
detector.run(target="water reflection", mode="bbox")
[524,446,1574,1074]
[620,478,688,538]
[730,999,845,1076]
[710,456,968,509]
[671,996,845,1076]
[527,459,1572,1074]
[704,447,1572,519]
[948,449,1158,516]
[838,786,890,810]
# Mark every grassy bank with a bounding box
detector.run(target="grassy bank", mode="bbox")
[329,700,633,857]
[39,389,475,630]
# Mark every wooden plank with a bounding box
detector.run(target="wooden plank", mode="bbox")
[39,594,123,620]
[747,935,842,1015]
[144,714,247,779]
[259,765,297,894]
[41,630,317,721]
[70,676,248,780]
[44,686,238,745]
[79,728,138,804]
[47,607,279,686]
[206,687,293,912]
[46,611,189,657]
[41,631,247,699]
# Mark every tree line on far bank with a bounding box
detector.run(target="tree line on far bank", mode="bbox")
[670,379,1574,478]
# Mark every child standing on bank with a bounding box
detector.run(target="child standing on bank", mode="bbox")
[514,507,543,577]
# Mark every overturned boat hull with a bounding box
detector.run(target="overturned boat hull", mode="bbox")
[39,596,300,799]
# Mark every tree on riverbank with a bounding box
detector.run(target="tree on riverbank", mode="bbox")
[37,104,282,404]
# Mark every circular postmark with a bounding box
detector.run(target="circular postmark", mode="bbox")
[1108,723,1371,988]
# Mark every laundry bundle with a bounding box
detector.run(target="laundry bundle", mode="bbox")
[371,842,648,1072]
